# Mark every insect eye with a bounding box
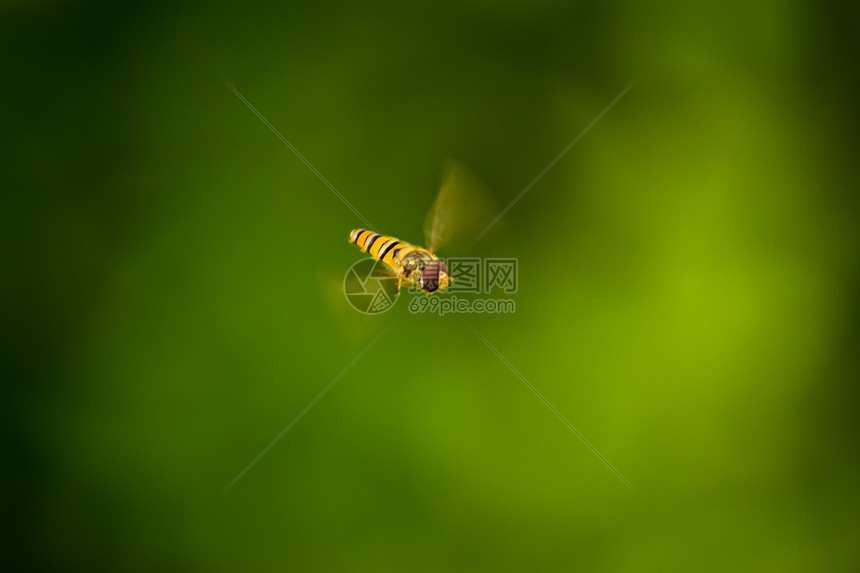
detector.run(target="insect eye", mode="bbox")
[422,262,443,292]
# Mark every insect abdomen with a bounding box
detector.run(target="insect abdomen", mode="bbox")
[349,229,405,267]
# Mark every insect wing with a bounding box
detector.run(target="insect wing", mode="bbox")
[424,160,498,254]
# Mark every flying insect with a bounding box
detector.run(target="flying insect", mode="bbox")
[349,161,496,295]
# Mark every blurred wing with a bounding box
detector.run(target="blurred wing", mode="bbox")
[424,160,498,253]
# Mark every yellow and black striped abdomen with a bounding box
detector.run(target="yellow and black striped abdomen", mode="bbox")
[349,229,408,268]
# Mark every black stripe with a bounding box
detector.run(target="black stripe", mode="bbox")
[392,248,401,260]
[353,229,367,243]
[366,234,381,253]
[357,230,372,247]
[378,240,400,261]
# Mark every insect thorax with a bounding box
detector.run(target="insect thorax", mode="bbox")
[400,249,435,281]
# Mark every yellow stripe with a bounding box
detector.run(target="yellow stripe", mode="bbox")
[367,237,379,256]
[371,237,392,258]
[363,233,376,252]
[380,240,401,266]
[367,236,381,257]
[358,230,373,249]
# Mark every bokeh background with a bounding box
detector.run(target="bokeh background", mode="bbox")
[3,1,859,570]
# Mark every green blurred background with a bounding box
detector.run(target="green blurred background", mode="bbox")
[3,1,859,570]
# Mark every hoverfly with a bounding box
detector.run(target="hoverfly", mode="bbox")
[349,161,496,296]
